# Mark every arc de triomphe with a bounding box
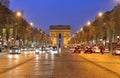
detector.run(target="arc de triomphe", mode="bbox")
[49,25,71,47]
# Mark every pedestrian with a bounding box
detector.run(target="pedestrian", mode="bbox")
[100,46,104,54]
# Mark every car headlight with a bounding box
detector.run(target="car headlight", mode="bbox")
[35,49,39,52]
[15,50,18,52]
[18,50,21,53]
[25,48,27,51]
[9,50,12,53]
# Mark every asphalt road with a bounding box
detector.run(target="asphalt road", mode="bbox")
[0,51,120,78]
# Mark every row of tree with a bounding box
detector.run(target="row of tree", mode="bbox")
[0,3,51,47]
[71,4,120,46]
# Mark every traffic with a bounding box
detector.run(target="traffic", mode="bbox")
[68,44,120,55]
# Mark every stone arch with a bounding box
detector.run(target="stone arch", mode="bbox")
[50,25,71,47]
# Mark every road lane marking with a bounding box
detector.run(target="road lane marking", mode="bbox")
[0,57,35,74]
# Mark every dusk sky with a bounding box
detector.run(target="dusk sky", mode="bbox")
[10,0,118,35]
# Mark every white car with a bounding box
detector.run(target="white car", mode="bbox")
[68,47,75,53]
[50,46,58,54]
[112,48,120,55]
[104,48,109,53]
[21,46,28,51]
[92,46,100,53]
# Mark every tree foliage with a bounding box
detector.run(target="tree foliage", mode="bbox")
[71,4,120,44]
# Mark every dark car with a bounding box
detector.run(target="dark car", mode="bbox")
[73,46,81,53]
[84,46,93,53]
[9,46,21,54]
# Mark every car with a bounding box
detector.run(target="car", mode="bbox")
[112,48,120,55]
[28,47,35,51]
[35,48,39,54]
[68,46,75,53]
[104,48,109,53]
[35,47,42,54]
[73,46,81,53]
[9,47,21,54]
[84,46,93,53]
[92,46,100,53]
[45,47,50,52]
[21,46,28,51]
[50,46,58,54]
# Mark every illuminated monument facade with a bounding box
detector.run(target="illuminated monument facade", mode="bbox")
[0,0,10,8]
[50,25,71,47]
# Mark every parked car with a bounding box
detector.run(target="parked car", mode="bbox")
[68,46,75,53]
[73,45,81,53]
[104,48,109,53]
[84,46,92,53]
[112,47,120,55]
[92,46,100,53]
[9,46,21,54]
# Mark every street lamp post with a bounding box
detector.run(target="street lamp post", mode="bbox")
[15,11,22,47]
[97,12,103,47]
[117,36,120,46]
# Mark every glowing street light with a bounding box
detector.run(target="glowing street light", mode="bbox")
[30,22,34,27]
[117,36,120,39]
[40,30,43,33]
[98,12,103,17]
[16,11,22,17]
[80,28,83,31]
[87,21,91,26]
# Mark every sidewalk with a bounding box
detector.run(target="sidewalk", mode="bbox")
[79,53,120,76]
